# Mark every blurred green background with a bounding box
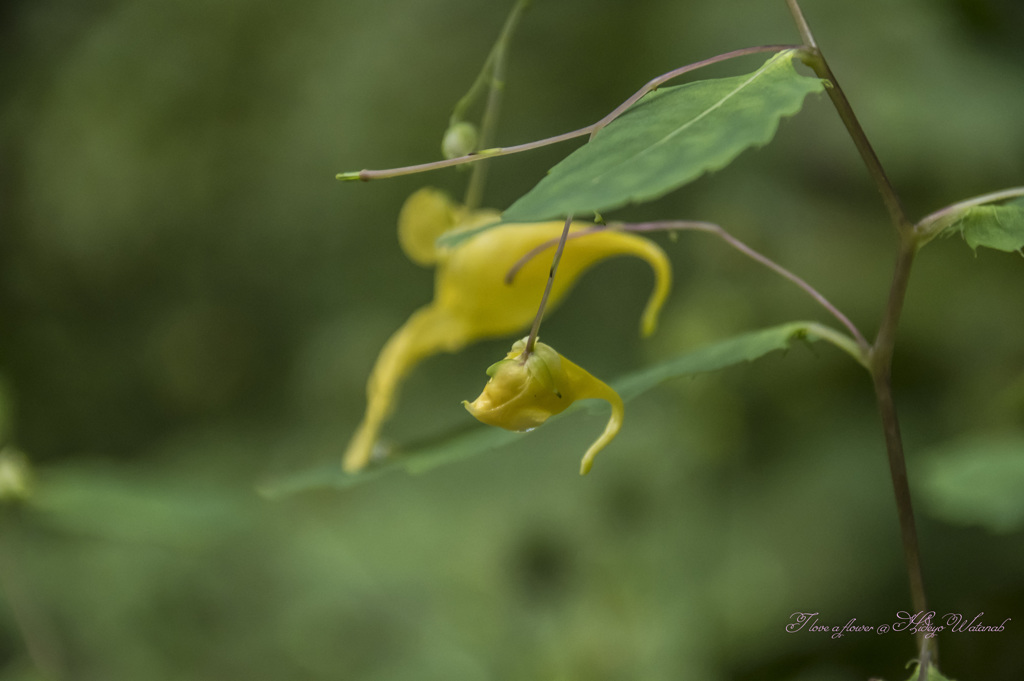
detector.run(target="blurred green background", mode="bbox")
[2,0,1023,679]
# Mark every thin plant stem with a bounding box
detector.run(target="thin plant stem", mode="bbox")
[785,0,817,49]
[462,0,532,211]
[869,236,933,666]
[524,214,574,356]
[801,322,866,364]
[506,220,870,361]
[785,0,911,235]
[448,0,531,125]
[337,129,591,182]
[337,44,799,183]
[590,45,800,137]
[697,224,870,354]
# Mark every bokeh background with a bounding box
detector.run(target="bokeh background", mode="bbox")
[2,0,1023,679]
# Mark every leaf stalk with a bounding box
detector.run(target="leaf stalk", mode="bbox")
[914,185,1024,245]
[508,220,871,364]
[337,44,801,183]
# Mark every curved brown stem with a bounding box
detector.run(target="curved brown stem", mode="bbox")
[338,45,802,183]
[787,1,933,670]
[507,220,870,360]
[524,214,574,356]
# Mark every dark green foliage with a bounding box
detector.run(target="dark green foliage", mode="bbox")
[920,433,1024,533]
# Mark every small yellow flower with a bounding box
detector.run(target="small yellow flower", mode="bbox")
[342,187,671,472]
[463,338,624,475]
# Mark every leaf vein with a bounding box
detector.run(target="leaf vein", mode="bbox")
[587,54,787,187]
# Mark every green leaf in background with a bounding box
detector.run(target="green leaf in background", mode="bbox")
[903,661,956,681]
[940,196,1024,253]
[0,447,32,502]
[502,50,823,222]
[259,426,523,498]
[261,321,838,497]
[30,464,247,546]
[918,432,1024,533]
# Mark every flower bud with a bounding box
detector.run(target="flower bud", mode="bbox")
[441,121,479,160]
[463,339,568,432]
[463,338,624,475]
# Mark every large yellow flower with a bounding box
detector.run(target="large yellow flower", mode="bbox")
[463,338,623,475]
[342,188,671,472]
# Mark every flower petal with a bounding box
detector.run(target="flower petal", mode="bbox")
[463,338,624,474]
[343,189,668,472]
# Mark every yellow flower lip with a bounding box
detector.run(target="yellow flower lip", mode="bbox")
[463,338,624,475]
[463,339,568,432]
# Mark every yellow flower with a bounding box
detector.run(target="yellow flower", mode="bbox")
[463,338,624,475]
[342,187,671,472]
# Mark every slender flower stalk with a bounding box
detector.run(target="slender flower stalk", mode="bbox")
[461,0,532,211]
[524,214,574,357]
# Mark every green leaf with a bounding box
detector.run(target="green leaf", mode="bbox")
[259,426,522,498]
[502,50,823,222]
[260,321,837,497]
[435,219,503,250]
[613,321,833,403]
[918,432,1024,533]
[31,464,246,546]
[943,197,1024,253]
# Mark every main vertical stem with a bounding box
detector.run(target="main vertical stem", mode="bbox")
[873,369,929,629]
[870,238,932,662]
[787,0,933,670]
[787,5,910,232]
